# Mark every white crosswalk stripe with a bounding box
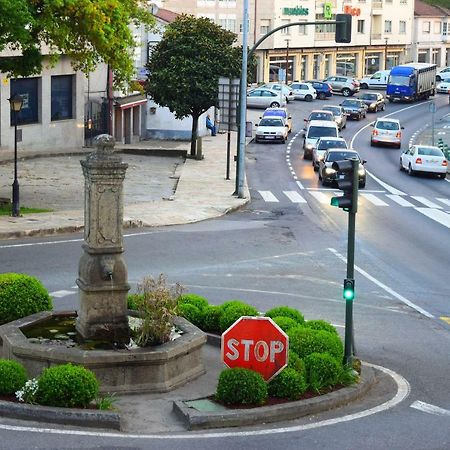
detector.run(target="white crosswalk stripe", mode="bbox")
[411,196,443,209]
[308,191,331,204]
[360,193,389,206]
[436,197,450,207]
[416,208,450,229]
[258,191,279,202]
[386,194,415,207]
[283,191,307,203]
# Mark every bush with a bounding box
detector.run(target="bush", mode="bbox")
[177,293,209,311]
[177,303,203,328]
[287,350,305,375]
[272,316,298,332]
[218,302,259,333]
[0,273,52,325]
[216,368,267,405]
[36,364,99,408]
[0,360,28,395]
[202,305,222,334]
[220,300,254,312]
[127,293,143,310]
[287,326,343,360]
[304,353,341,392]
[305,319,338,335]
[268,367,307,400]
[265,306,304,325]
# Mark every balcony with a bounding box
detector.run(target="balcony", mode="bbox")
[371,33,382,40]
[315,32,335,41]
[372,1,383,8]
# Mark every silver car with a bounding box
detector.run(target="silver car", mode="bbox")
[260,83,295,103]
[323,76,360,97]
[322,105,347,130]
[247,88,287,109]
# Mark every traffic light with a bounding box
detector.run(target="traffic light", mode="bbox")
[343,278,355,301]
[330,158,358,213]
[335,14,352,44]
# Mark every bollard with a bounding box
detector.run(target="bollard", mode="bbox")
[196,136,204,160]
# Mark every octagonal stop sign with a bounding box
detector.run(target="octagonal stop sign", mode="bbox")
[221,316,289,381]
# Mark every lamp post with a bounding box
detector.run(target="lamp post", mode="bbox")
[285,39,290,85]
[8,93,23,217]
[384,37,389,70]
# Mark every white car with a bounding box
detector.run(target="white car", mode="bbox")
[312,137,348,171]
[289,82,317,102]
[436,80,450,93]
[255,116,289,143]
[400,145,448,179]
[303,119,339,160]
[247,88,287,109]
[260,83,295,103]
[370,118,403,148]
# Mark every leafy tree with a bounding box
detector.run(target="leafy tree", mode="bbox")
[0,0,154,89]
[146,15,254,157]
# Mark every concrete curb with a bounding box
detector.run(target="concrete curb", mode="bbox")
[173,364,376,430]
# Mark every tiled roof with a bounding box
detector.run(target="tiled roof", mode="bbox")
[154,7,179,23]
[415,0,450,16]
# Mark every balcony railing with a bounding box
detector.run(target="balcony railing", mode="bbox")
[372,1,383,8]
[315,32,335,41]
[371,33,382,40]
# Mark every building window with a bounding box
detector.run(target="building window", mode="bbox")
[444,23,449,36]
[399,21,406,34]
[260,19,271,35]
[281,19,290,35]
[357,20,365,34]
[423,21,430,33]
[384,20,392,34]
[434,22,441,34]
[298,23,307,35]
[315,13,335,33]
[10,78,39,125]
[219,17,236,32]
[51,75,74,121]
[239,19,250,33]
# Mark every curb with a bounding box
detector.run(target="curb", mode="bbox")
[173,364,376,430]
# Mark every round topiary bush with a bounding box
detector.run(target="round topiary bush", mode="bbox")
[36,364,99,408]
[287,326,343,360]
[218,302,259,333]
[272,315,298,332]
[304,352,341,392]
[216,368,267,405]
[202,305,222,334]
[265,306,304,325]
[177,302,203,328]
[305,319,338,335]
[177,293,209,311]
[127,293,144,310]
[0,360,28,395]
[268,367,307,400]
[287,350,306,375]
[0,273,52,325]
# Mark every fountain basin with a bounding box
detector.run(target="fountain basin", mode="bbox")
[0,311,207,394]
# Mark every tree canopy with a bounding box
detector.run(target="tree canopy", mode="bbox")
[0,0,154,88]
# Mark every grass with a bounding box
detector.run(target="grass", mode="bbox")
[0,206,53,216]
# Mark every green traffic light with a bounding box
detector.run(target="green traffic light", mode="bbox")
[343,288,354,301]
[343,279,355,301]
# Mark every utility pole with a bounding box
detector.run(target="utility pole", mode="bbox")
[384,37,389,70]
[285,39,290,85]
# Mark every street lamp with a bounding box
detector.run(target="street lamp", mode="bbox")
[384,37,389,70]
[8,93,23,217]
[285,39,290,85]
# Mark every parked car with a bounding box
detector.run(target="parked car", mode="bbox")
[437,67,450,82]
[304,80,333,99]
[370,118,403,148]
[247,88,287,109]
[400,145,447,179]
[436,80,450,93]
[322,105,347,130]
[312,137,348,171]
[289,82,317,101]
[323,76,360,96]
[260,83,295,103]
[255,116,289,143]
[318,149,366,188]
[359,70,390,90]
[340,98,368,120]
[261,107,292,133]
[304,110,335,129]
[358,92,386,112]
[303,120,339,160]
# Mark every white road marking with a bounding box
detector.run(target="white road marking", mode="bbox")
[436,197,450,207]
[386,194,415,207]
[258,191,279,202]
[50,290,74,298]
[416,208,450,229]
[360,193,389,206]
[328,247,434,318]
[365,170,407,196]
[309,191,331,204]
[411,196,443,209]
[410,400,450,417]
[296,180,305,190]
[283,191,307,203]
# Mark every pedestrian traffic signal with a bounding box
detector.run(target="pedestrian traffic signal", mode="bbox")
[330,158,358,213]
[343,278,355,301]
[335,14,352,44]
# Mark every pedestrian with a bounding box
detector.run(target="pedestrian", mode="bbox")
[206,114,216,136]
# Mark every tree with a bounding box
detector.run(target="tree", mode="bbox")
[0,0,154,89]
[146,15,247,157]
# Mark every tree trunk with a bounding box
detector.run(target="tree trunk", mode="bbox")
[190,114,199,157]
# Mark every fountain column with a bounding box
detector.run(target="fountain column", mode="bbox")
[76,134,130,345]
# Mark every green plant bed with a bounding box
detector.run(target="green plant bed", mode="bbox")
[0,206,53,216]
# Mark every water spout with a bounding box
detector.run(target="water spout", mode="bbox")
[100,255,115,281]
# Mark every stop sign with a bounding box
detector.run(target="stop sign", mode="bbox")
[221,316,289,381]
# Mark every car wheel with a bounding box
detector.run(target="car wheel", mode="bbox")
[270,102,280,108]
[313,162,318,172]
[370,140,375,147]
[399,159,404,171]
[357,113,361,121]
[397,143,401,149]
[321,177,328,186]
[408,164,414,176]
[318,92,326,100]
[305,94,313,102]
[318,170,322,181]
[342,88,351,97]
[381,104,386,111]
[361,83,368,89]
[439,173,446,179]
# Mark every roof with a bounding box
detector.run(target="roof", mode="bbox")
[153,7,179,23]
[414,0,450,16]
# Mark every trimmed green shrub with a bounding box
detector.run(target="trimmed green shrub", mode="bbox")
[177,303,203,328]
[0,273,52,325]
[287,350,306,375]
[178,293,209,311]
[268,367,307,400]
[272,316,298,332]
[305,319,338,335]
[304,353,341,392]
[287,326,343,360]
[127,293,143,310]
[216,368,267,405]
[218,303,259,333]
[220,300,254,312]
[0,360,28,395]
[36,364,99,408]
[265,306,304,325]
[202,305,222,334]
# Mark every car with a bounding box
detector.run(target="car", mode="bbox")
[437,71,450,82]
[261,107,292,133]
[370,118,403,148]
[303,120,339,160]
[303,110,335,129]
[439,66,450,74]
[255,116,289,143]
[340,98,368,120]
[304,80,333,99]
[318,149,366,188]
[322,105,347,130]
[247,88,287,109]
[399,145,448,178]
[289,82,317,101]
[312,137,348,171]
[436,80,450,93]
[358,92,386,112]
[323,76,360,96]
[260,83,295,103]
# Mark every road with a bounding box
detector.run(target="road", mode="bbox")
[0,93,449,449]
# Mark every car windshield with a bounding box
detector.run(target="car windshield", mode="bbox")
[417,147,444,157]
[263,110,286,118]
[326,152,359,162]
[308,126,338,138]
[318,139,347,150]
[376,121,400,130]
[259,118,284,127]
[389,75,410,86]
[323,107,340,115]
[310,112,333,120]
[361,94,377,100]
[342,100,360,107]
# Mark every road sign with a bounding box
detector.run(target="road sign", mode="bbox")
[221,316,289,381]
[218,77,239,132]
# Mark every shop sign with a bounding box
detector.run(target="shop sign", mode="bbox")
[283,6,309,16]
[323,2,333,19]
[343,5,361,16]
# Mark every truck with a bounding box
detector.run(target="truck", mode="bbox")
[386,63,437,102]
[359,70,390,89]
